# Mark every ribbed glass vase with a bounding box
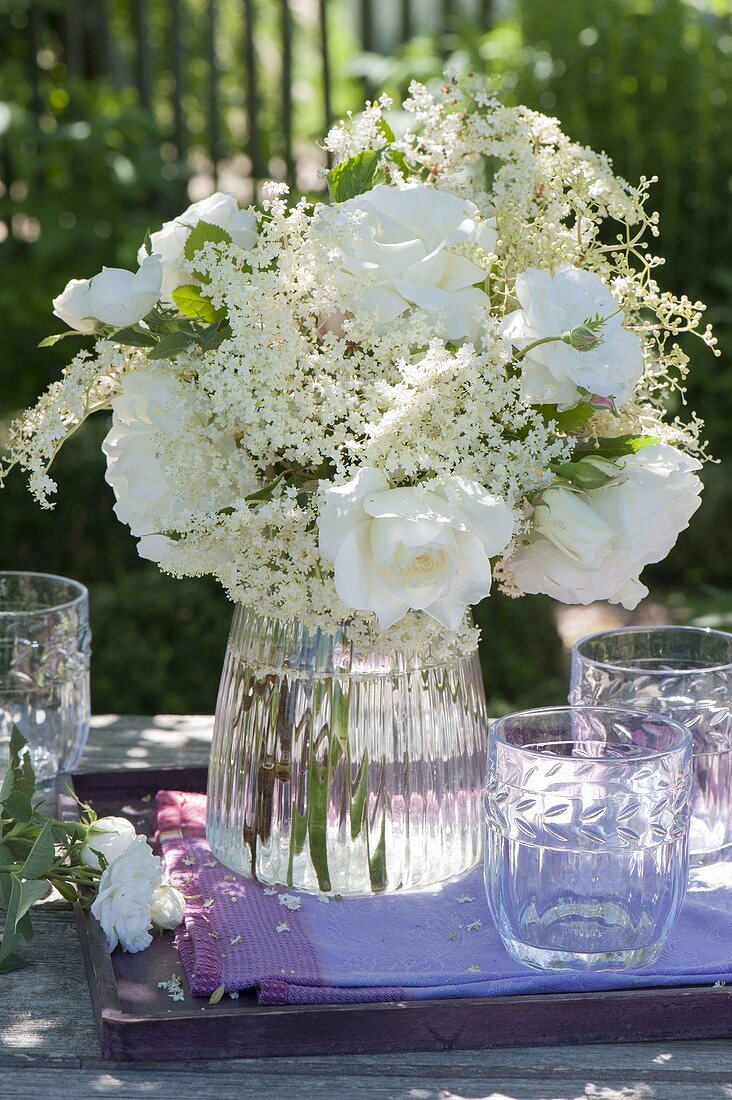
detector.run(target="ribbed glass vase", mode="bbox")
[206,607,488,895]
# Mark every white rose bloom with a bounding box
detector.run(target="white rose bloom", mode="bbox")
[500,264,643,407]
[80,816,137,870]
[102,368,234,563]
[150,883,187,931]
[318,467,515,630]
[139,191,258,303]
[91,835,162,954]
[52,255,162,332]
[331,184,494,341]
[510,443,702,608]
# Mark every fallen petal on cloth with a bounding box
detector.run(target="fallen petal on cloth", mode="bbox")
[155,790,732,1005]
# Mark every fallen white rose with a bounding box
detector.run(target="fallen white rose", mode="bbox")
[80,816,136,870]
[91,835,163,954]
[500,264,643,408]
[52,255,162,332]
[318,467,514,630]
[150,884,187,931]
[509,443,703,608]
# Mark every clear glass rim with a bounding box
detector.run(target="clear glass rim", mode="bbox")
[490,704,691,763]
[571,624,732,677]
[0,571,88,618]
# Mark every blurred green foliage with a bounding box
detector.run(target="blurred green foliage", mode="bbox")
[0,0,729,715]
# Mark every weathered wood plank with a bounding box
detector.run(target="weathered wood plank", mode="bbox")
[2,1058,732,1100]
[81,715,214,769]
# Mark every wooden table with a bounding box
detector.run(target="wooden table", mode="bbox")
[3,716,732,1100]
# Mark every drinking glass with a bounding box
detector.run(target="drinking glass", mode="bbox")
[0,572,91,782]
[571,627,732,865]
[484,706,691,971]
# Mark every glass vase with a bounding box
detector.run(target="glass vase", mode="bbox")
[206,606,487,895]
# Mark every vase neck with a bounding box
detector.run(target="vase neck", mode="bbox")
[227,606,477,678]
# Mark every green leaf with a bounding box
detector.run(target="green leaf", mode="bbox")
[199,321,231,351]
[16,910,34,943]
[9,726,27,767]
[208,984,226,1005]
[330,681,351,756]
[112,327,157,348]
[244,474,284,503]
[286,808,309,888]
[0,872,11,909]
[328,150,382,202]
[349,750,369,841]
[575,434,661,460]
[2,791,33,824]
[20,750,35,798]
[307,731,332,893]
[183,220,232,265]
[376,118,410,175]
[14,878,49,923]
[38,331,87,348]
[20,821,54,881]
[0,950,31,973]
[536,403,595,433]
[143,228,154,256]
[0,763,13,805]
[146,331,198,361]
[368,813,387,894]
[48,876,78,904]
[171,285,225,324]
[377,117,396,143]
[0,875,47,968]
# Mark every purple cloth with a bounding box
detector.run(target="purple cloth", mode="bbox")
[155,790,732,1005]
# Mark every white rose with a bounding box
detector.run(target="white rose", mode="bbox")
[91,835,162,954]
[317,468,514,630]
[150,884,187,931]
[52,255,162,332]
[51,279,98,334]
[80,816,137,870]
[509,443,702,608]
[139,191,257,303]
[500,265,643,407]
[329,184,495,342]
[102,369,235,562]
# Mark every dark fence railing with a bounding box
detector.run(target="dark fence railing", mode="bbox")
[3,0,494,204]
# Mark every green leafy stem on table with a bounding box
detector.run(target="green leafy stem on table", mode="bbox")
[0,728,102,973]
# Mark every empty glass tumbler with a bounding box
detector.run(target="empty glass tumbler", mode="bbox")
[571,627,732,865]
[484,706,692,971]
[0,572,91,782]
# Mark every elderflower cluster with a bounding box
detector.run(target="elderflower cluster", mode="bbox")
[2,78,713,652]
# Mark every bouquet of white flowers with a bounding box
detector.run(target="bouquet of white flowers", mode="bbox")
[2,77,715,655]
[3,76,719,898]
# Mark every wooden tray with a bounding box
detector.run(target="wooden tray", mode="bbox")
[61,766,732,1063]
